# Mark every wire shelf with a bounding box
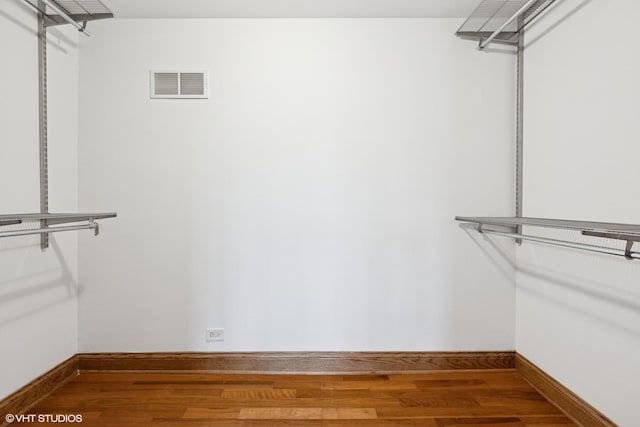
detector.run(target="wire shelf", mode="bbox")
[25,0,114,26]
[456,217,640,261]
[28,0,112,15]
[0,212,117,227]
[455,217,640,237]
[456,0,555,46]
[0,212,117,239]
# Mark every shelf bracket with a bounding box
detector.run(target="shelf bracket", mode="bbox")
[625,240,635,261]
[581,230,640,261]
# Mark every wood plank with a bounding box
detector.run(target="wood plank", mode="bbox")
[152,420,440,426]
[238,407,379,420]
[182,407,241,419]
[433,418,525,426]
[238,407,323,419]
[515,354,616,427]
[375,405,565,419]
[320,380,418,391]
[520,415,578,426]
[320,407,378,419]
[220,389,297,399]
[395,393,480,408]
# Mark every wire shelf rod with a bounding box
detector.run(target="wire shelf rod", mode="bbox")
[479,229,640,260]
[0,223,99,238]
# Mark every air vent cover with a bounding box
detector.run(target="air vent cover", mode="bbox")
[150,70,208,99]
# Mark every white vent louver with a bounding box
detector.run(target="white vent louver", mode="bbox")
[150,70,208,99]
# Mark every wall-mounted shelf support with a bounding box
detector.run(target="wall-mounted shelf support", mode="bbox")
[456,217,640,261]
[38,2,49,249]
[456,1,557,243]
[456,1,560,249]
[10,1,116,250]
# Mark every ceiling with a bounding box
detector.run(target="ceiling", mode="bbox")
[102,0,481,19]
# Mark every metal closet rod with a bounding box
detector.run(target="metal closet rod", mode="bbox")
[479,229,640,260]
[30,0,91,36]
[0,223,99,238]
[479,0,538,49]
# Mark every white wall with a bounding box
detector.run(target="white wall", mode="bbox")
[519,0,640,425]
[78,19,516,352]
[0,0,79,399]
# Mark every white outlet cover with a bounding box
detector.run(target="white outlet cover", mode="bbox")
[206,328,224,342]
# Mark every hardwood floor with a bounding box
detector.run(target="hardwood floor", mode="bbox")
[25,370,576,426]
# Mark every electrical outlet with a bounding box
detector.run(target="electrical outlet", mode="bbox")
[206,328,224,342]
